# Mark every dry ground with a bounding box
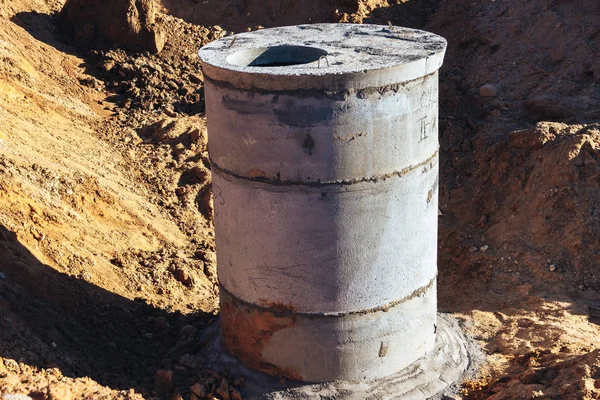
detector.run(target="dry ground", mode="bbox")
[0,0,599,399]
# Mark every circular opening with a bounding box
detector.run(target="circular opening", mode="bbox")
[227,45,328,67]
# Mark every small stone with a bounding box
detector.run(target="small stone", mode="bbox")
[479,83,499,97]
[480,245,489,253]
[216,378,230,400]
[178,353,199,369]
[191,383,207,398]
[179,324,197,338]
[153,316,170,331]
[491,109,502,117]
[173,268,193,287]
[3,395,34,400]
[478,215,488,227]
[469,247,479,253]
[194,166,209,181]
[549,264,556,272]
[155,369,174,393]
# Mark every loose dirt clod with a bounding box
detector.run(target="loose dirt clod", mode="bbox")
[60,0,166,53]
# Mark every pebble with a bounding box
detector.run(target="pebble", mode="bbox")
[178,353,199,369]
[549,264,556,272]
[216,378,231,400]
[190,383,207,398]
[154,369,174,393]
[179,324,197,338]
[479,83,499,97]
[153,316,170,331]
[480,245,489,252]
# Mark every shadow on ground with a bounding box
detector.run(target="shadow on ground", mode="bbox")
[0,225,213,395]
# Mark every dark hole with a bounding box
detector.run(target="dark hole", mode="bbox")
[227,45,328,67]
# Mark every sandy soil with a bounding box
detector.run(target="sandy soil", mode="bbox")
[0,0,599,399]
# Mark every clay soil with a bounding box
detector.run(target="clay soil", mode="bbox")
[1,0,600,399]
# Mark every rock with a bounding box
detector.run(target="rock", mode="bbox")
[153,316,170,331]
[216,378,231,400]
[193,166,209,182]
[173,268,193,287]
[3,395,33,400]
[59,0,166,53]
[230,388,243,400]
[191,383,207,398]
[179,324,197,339]
[479,83,499,97]
[190,127,207,147]
[480,245,489,253]
[199,191,214,221]
[178,353,199,369]
[549,264,557,272]
[154,369,174,393]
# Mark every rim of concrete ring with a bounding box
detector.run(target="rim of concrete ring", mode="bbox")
[198,23,447,91]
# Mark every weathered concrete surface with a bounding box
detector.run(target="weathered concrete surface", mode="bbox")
[221,282,437,382]
[199,23,447,382]
[199,24,446,91]
[200,313,480,399]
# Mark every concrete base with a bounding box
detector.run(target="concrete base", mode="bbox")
[200,313,479,399]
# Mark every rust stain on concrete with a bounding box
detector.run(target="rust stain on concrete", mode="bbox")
[220,291,303,381]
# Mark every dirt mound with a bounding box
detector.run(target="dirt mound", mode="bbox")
[477,122,600,288]
[60,0,166,53]
[428,0,600,125]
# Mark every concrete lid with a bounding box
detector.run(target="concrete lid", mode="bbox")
[198,23,447,91]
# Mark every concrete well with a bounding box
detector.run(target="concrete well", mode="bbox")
[199,23,447,383]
